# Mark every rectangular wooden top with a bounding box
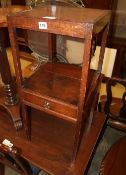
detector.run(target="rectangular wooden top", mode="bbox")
[7,6,110,38]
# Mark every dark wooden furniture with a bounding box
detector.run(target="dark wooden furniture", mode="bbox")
[0,5,29,130]
[7,5,110,170]
[100,136,126,175]
[98,77,126,175]
[99,77,126,131]
[0,143,34,175]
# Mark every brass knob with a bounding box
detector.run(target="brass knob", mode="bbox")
[43,101,50,109]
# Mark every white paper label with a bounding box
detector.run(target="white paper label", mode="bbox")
[38,22,47,29]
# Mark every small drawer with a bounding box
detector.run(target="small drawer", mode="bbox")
[22,90,77,123]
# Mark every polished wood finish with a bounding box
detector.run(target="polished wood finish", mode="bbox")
[100,136,126,175]
[7,7,110,38]
[0,5,29,130]
[7,5,110,167]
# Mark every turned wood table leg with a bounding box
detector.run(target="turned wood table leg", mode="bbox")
[0,38,22,130]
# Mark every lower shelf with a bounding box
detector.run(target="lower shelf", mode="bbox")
[0,107,106,175]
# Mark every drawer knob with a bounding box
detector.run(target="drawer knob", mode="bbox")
[43,101,50,109]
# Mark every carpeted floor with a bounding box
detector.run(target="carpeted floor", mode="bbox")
[5,126,126,175]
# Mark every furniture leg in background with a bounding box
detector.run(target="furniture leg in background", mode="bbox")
[0,35,22,130]
[0,6,29,130]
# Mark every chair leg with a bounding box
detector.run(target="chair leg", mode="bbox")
[0,162,5,175]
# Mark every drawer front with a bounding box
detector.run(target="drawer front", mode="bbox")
[22,90,77,123]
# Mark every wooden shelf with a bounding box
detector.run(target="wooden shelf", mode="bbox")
[0,107,106,175]
[24,62,81,106]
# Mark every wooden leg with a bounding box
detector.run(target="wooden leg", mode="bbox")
[0,99,22,130]
[21,103,31,140]
[48,33,56,62]
[0,35,22,130]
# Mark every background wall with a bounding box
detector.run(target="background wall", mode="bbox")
[117,0,126,11]
[113,0,126,38]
